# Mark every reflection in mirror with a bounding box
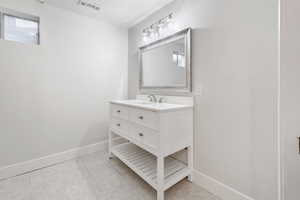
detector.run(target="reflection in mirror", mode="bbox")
[139,28,191,94]
[142,38,186,87]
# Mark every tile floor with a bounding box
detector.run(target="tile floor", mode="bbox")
[0,151,221,200]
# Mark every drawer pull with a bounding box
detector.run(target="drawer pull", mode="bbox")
[139,116,144,120]
[116,124,121,127]
[139,133,144,137]
[117,110,121,113]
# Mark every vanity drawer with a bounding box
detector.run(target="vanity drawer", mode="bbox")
[110,118,129,136]
[129,108,158,130]
[111,104,129,120]
[131,124,159,149]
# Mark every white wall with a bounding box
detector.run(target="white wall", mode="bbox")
[128,0,279,199]
[0,0,128,168]
[281,0,300,199]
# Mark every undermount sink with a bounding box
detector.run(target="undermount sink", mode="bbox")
[130,100,154,105]
[110,99,193,112]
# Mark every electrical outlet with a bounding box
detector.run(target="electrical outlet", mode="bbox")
[194,84,203,96]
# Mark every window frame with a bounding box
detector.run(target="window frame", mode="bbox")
[0,7,40,45]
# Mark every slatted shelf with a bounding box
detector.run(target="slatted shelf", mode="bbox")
[111,142,190,190]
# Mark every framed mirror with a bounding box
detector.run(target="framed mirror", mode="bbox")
[139,28,192,94]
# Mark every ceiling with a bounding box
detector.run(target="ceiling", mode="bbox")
[45,0,174,27]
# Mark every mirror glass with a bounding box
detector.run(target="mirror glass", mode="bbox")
[142,38,186,87]
[140,28,191,94]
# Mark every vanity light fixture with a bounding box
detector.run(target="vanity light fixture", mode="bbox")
[142,13,174,44]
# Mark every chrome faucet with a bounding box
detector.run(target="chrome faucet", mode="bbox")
[148,94,157,103]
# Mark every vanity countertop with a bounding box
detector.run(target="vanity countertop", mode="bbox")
[110,100,193,112]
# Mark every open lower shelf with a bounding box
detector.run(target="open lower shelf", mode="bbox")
[111,142,191,191]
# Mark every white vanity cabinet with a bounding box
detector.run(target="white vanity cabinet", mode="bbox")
[108,100,193,200]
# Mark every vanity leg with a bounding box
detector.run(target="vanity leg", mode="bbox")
[157,190,164,200]
[108,130,113,159]
[187,145,193,182]
[157,156,165,200]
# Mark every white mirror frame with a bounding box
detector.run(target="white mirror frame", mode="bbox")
[139,28,192,95]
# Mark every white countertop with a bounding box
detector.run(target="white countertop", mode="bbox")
[110,100,193,112]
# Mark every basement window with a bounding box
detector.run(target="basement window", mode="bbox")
[0,8,40,45]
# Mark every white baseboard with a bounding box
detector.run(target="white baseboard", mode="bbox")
[193,170,255,200]
[0,140,108,180]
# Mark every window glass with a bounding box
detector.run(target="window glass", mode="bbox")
[4,14,39,45]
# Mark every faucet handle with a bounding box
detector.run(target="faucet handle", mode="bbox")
[148,95,153,102]
[158,97,165,103]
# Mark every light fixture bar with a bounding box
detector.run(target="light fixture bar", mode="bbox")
[142,13,173,37]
